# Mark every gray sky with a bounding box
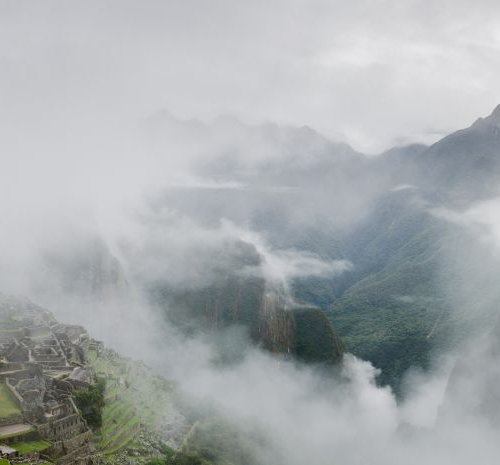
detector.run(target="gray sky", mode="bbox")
[1,0,500,152]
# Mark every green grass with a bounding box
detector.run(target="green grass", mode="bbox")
[0,383,21,418]
[0,459,10,465]
[86,346,176,458]
[9,439,52,453]
[102,423,141,455]
[99,411,140,449]
[95,395,141,454]
[89,350,172,443]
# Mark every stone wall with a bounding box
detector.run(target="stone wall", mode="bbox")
[47,430,93,460]
[54,442,97,465]
[0,413,24,426]
[2,429,39,445]
[0,366,28,380]
[5,377,24,405]
[43,413,86,442]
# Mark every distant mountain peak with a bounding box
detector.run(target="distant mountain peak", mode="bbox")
[470,104,500,130]
[490,103,500,120]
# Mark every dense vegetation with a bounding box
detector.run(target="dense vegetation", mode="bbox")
[292,307,343,364]
[147,417,263,465]
[74,377,106,428]
[292,193,453,390]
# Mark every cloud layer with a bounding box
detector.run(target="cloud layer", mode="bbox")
[1,0,500,152]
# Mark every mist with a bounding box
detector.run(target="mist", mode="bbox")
[3,114,500,465]
[2,2,500,465]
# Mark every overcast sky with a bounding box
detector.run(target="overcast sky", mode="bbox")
[1,0,500,152]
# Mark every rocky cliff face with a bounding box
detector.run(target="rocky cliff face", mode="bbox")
[152,240,344,365]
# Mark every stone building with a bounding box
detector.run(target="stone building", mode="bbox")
[0,297,99,464]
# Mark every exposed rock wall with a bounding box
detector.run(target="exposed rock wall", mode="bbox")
[161,275,343,364]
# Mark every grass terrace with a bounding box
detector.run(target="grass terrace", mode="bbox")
[9,439,52,454]
[86,347,174,457]
[96,397,141,455]
[0,384,21,418]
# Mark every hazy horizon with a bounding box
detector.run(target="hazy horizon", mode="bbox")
[2,3,500,465]
[2,0,500,153]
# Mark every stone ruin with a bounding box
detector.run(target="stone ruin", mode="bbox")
[0,296,99,465]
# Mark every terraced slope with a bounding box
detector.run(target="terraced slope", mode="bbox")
[86,346,189,463]
[97,397,141,454]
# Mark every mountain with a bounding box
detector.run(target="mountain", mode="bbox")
[143,106,500,391]
[16,106,500,394]
[316,106,500,388]
[391,104,500,205]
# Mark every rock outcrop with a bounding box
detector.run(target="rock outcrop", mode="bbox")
[153,241,344,365]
